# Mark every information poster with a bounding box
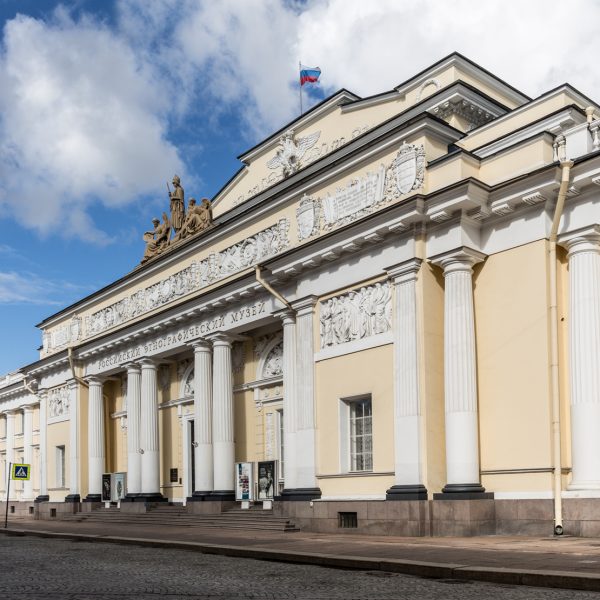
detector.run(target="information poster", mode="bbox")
[257,461,276,500]
[235,462,253,501]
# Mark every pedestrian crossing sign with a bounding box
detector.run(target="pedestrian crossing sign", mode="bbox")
[11,464,30,480]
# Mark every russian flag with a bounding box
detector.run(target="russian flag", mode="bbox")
[300,64,321,86]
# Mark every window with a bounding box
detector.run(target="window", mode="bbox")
[56,445,66,488]
[340,395,373,472]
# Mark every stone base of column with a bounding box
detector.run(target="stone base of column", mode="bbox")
[122,493,145,502]
[187,491,213,502]
[83,494,102,502]
[386,484,428,501]
[433,483,494,500]
[64,494,81,503]
[134,493,168,503]
[279,487,322,501]
[34,494,49,503]
[210,490,235,501]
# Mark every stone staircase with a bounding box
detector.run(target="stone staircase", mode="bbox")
[61,503,299,532]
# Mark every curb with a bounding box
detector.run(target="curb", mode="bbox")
[3,527,600,592]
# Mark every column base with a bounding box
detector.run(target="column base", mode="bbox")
[210,490,235,501]
[187,491,213,502]
[122,493,145,503]
[279,487,322,501]
[34,495,49,503]
[386,484,428,501]
[433,483,494,500]
[83,494,102,502]
[64,494,81,503]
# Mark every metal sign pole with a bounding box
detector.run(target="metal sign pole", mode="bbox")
[4,462,11,529]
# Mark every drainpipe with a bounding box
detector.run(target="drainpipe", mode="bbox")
[548,158,573,536]
[68,347,89,389]
[255,265,292,310]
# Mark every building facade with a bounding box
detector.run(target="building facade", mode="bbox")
[3,53,600,536]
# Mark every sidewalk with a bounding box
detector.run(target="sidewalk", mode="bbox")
[2,517,600,592]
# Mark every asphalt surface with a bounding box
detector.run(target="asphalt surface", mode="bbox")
[3,516,600,594]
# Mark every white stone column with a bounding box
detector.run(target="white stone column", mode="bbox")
[192,339,214,497]
[140,359,162,499]
[4,411,15,498]
[22,406,34,500]
[86,376,104,501]
[561,227,600,489]
[433,248,487,496]
[65,380,80,502]
[124,363,142,497]
[386,259,428,500]
[36,390,49,502]
[210,334,235,498]
[292,298,321,498]
[279,310,298,494]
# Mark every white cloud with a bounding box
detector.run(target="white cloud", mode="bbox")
[2,0,600,244]
[0,270,90,304]
[0,8,184,243]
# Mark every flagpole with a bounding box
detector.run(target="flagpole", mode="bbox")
[299,61,303,115]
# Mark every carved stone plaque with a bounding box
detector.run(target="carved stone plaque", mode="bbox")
[296,195,320,241]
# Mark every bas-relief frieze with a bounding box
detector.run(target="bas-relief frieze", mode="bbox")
[295,143,425,240]
[89,299,273,375]
[43,220,289,353]
[47,385,69,423]
[320,282,392,348]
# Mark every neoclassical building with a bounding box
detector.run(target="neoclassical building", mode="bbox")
[3,53,600,536]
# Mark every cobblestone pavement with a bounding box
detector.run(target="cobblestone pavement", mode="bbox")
[2,536,600,600]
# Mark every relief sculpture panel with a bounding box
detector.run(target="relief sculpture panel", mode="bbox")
[320,282,392,349]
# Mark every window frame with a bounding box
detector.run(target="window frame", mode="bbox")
[339,394,373,473]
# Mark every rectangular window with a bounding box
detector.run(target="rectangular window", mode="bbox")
[56,445,66,488]
[340,395,373,472]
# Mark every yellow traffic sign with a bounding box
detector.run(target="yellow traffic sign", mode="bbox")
[11,464,30,480]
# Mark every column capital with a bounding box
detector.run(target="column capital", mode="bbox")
[291,295,319,316]
[189,338,212,352]
[139,357,157,368]
[122,361,141,373]
[22,404,35,414]
[205,332,232,347]
[386,258,422,284]
[558,224,600,256]
[274,308,296,326]
[84,375,104,386]
[430,247,486,275]
[67,378,79,390]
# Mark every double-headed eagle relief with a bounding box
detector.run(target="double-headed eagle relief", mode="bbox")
[142,175,213,264]
[266,129,320,177]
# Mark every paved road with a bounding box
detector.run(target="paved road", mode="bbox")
[1,535,600,600]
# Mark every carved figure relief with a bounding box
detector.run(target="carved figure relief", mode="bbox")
[141,176,214,264]
[159,365,171,391]
[320,282,392,348]
[385,142,426,199]
[85,219,290,339]
[263,341,283,378]
[42,315,82,354]
[266,130,321,177]
[232,342,245,374]
[184,368,194,398]
[48,385,70,420]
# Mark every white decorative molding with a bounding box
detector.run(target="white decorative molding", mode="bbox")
[315,331,393,362]
[385,143,426,199]
[491,202,514,216]
[416,78,440,102]
[521,192,546,206]
[266,130,321,177]
[322,165,387,229]
[265,412,275,460]
[429,209,452,223]
[430,98,495,130]
[80,219,289,340]
[296,195,321,241]
[319,282,392,349]
[43,315,82,353]
[47,385,70,423]
[262,342,283,378]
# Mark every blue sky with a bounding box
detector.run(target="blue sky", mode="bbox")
[1,0,599,374]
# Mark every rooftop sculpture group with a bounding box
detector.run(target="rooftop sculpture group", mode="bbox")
[142,176,213,264]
